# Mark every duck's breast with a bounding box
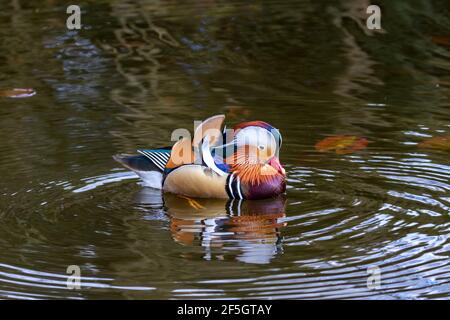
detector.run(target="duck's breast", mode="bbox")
[242,175,286,200]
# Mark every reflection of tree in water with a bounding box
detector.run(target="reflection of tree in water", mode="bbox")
[0,0,71,182]
[102,1,180,146]
[329,0,384,101]
[327,0,450,132]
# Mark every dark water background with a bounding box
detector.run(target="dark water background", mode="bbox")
[0,0,449,299]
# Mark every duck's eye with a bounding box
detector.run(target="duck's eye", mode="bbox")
[258,145,265,150]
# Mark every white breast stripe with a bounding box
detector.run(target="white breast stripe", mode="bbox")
[236,177,243,199]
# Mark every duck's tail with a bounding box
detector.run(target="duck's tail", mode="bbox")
[113,153,165,189]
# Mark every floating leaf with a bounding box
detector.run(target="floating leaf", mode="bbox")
[0,88,36,98]
[431,35,450,46]
[418,135,450,151]
[315,135,369,154]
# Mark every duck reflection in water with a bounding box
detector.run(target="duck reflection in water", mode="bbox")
[135,189,287,264]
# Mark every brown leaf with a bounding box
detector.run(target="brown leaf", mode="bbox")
[418,136,450,151]
[431,35,450,46]
[315,135,369,154]
[0,88,36,98]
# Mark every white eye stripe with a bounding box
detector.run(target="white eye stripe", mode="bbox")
[235,127,276,147]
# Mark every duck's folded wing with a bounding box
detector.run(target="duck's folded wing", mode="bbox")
[137,148,171,171]
[113,154,161,172]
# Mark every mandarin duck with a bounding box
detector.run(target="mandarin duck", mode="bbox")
[113,114,286,200]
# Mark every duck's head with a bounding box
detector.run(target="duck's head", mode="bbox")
[224,120,286,186]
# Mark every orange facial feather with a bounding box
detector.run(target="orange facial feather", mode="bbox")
[225,146,280,185]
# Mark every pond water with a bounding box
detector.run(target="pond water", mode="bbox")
[0,0,449,299]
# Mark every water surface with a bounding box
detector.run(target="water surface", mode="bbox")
[0,0,449,299]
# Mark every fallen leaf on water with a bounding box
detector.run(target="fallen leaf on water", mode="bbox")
[418,135,450,151]
[315,135,369,154]
[431,35,450,46]
[0,88,36,98]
